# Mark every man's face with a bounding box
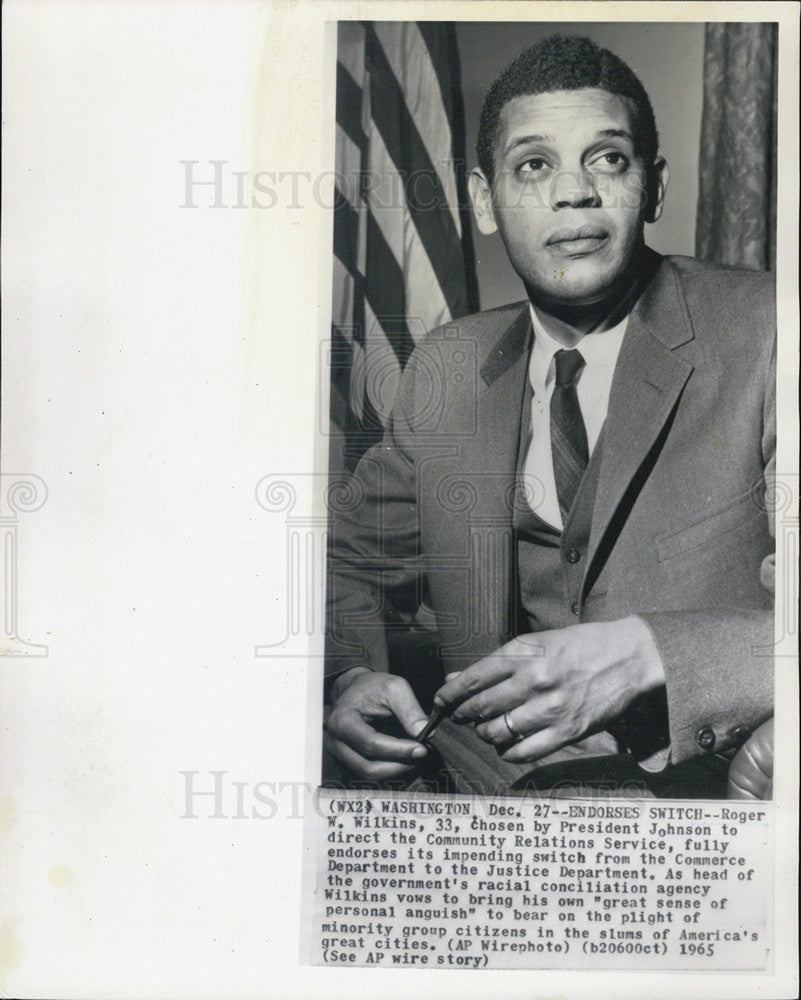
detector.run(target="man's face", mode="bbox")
[470,88,668,308]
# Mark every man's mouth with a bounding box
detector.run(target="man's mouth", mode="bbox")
[546,226,609,254]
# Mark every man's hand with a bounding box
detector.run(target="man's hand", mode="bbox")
[325,668,430,780]
[433,616,665,764]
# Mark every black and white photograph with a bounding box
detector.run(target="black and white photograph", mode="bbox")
[323,22,777,800]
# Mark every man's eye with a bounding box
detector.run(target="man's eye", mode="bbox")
[592,151,629,172]
[519,156,548,174]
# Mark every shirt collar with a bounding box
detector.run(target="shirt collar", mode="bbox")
[528,303,630,388]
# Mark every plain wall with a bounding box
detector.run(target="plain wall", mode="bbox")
[456,22,706,310]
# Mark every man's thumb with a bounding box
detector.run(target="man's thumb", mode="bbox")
[386,679,428,740]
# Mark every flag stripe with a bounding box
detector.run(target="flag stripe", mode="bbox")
[365,213,416,366]
[336,61,365,150]
[423,22,481,315]
[364,24,468,316]
[364,125,450,336]
[335,127,363,214]
[416,22,455,121]
[333,195,360,279]
[337,22,366,86]
[329,326,354,430]
[373,22,461,236]
[330,21,477,470]
[363,300,403,426]
[332,256,359,336]
[402,219,452,333]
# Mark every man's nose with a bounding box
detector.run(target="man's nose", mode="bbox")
[549,167,602,209]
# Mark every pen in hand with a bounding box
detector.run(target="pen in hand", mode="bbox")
[415,703,450,744]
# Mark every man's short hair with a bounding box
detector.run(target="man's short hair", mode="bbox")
[477,34,659,184]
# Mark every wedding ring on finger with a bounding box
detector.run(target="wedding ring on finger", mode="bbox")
[503,710,524,742]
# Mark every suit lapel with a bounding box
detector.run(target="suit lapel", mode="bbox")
[585,256,696,584]
[469,304,533,523]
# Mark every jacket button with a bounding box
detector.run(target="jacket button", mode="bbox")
[696,727,716,751]
[566,549,581,564]
[571,602,580,615]
[729,725,750,746]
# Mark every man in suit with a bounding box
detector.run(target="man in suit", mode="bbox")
[324,35,775,796]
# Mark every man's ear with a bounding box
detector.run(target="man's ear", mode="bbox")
[468,168,498,235]
[645,156,669,223]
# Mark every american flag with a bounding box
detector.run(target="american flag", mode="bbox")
[330,21,478,472]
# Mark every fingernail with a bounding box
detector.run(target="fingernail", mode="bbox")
[412,745,427,758]
[433,696,444,709]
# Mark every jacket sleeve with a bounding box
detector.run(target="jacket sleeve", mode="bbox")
[638,331,776,764]
[324,391,424,690]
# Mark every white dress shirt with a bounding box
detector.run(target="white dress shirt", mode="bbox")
[523,304,629,530]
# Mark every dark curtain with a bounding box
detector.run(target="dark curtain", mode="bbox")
[695,23,777,272]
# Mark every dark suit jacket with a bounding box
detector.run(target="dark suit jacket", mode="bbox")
[326,252,775,766]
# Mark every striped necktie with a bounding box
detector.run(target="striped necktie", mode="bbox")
[550,348,589,522]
